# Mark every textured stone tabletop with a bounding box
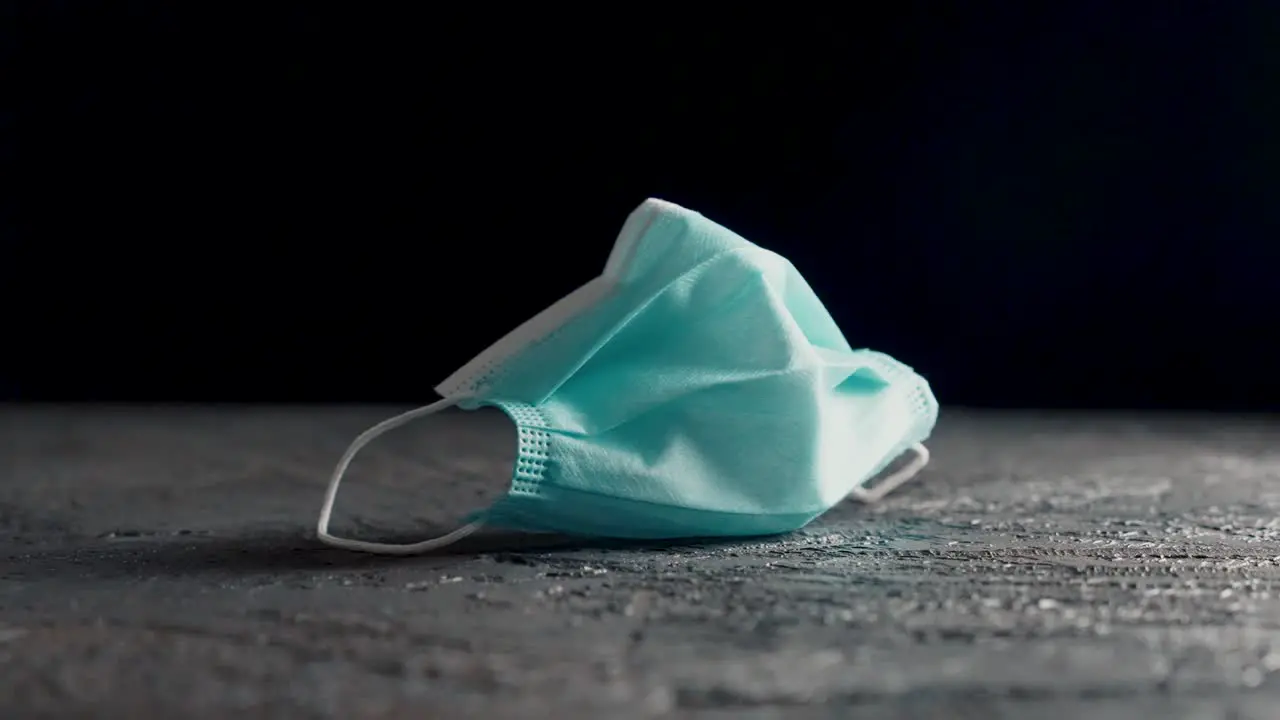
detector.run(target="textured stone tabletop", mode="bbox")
[2,405,1280,718]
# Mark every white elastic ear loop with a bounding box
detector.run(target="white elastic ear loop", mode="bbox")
[848,442,930,504]
[316,396,484,555]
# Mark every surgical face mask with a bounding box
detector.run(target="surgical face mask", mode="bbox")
[317,198,938,554]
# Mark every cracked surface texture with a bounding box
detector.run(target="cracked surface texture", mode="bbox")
[3,406,1280,718]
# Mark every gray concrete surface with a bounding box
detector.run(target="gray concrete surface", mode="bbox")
[2,405,1280,719]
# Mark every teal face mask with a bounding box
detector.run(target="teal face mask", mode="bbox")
[317,199,939,554]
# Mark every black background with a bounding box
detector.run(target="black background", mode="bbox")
[7,2,1279,410]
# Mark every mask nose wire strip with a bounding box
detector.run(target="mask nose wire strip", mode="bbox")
[847,442,930,504]
[316,395,484,555]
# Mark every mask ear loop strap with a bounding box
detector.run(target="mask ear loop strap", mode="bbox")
[848,442,930,504]
[316,396,485,555]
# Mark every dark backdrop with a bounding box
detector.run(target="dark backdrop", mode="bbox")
[7,3,1279,411]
